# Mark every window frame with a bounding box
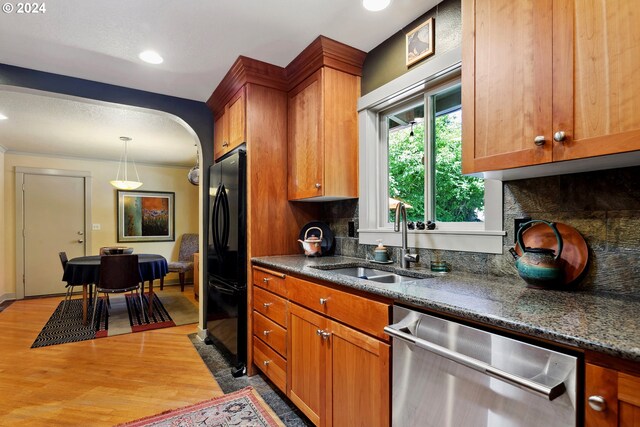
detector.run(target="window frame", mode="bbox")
[357,47,505,254]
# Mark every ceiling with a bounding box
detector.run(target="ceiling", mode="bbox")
[0,0,438,166]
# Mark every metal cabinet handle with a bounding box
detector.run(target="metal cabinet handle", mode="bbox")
[316,329,331,340]
[263,330,271,336]
[222,141,230,147]
[262,277,270,284]
[588,395,607,412]
[384,321,566,401]
[262,302,272,308]
[553,131,566,142]
[263,360,271,366]
[319,298,328,305]
[77,239,84,243]
[534,136,546,146]
[315,183,322,189]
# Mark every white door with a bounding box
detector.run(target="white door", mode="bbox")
[23,173,87,297]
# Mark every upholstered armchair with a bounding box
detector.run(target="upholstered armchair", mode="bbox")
[167,233,198,292]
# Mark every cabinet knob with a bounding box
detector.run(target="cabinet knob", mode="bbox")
[262,277,270,284]
[77,239,84,243]
[263,360,271,366]
[534,136,546,146]
[553,131,566,142]
[319,298,328,305]
[316,329,331,340]
[262,302,272,308]
[263,330,271,336]
[315,183,322,189]
[588,395,607,412]
[222,141,229,147]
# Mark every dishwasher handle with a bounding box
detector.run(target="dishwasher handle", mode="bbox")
[384,322,567,401]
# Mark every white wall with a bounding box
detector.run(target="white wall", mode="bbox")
[3,152,199,297]
[0,148,6,302]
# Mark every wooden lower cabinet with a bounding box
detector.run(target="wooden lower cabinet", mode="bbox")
[288,303,390,427]
[586,363,640,427]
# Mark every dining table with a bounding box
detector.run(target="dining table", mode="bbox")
[62,254,169,326]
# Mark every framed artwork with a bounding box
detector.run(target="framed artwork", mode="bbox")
[406,17,435,66]
[117,190,175,242]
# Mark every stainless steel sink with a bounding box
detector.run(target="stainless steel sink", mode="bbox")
[328,267,417,284]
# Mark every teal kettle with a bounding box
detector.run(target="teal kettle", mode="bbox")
[510,220,565,288]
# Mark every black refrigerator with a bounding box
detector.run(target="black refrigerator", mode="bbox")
[206,145,247,377]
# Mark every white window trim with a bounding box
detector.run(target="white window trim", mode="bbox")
[358,47,505,254]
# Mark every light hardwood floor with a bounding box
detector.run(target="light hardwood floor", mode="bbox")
[0,286,223,426]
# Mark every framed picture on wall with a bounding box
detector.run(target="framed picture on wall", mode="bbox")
[117,190,175,242]
[406,17,435,66]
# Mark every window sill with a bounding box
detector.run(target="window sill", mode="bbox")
[359,229,506,254]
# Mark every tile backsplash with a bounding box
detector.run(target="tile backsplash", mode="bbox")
[321,166,640,297]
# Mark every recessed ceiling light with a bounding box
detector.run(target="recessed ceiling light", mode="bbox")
[0,113,8,120]
[363,0,390,11]
[138,50,164,65]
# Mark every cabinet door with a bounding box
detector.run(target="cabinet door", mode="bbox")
[328,319,390,427]
[227,86,246,151]
[213,112,226,161]
[462,0,553,173]
[553,0,640,161]
[586,363,618,427]
[288,303,326,426]
[288,69,324,200]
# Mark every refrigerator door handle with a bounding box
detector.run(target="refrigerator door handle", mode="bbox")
[211,183,223,257]
[220,184,230,250]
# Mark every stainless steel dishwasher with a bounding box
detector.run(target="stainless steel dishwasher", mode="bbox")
[385,306,578,427]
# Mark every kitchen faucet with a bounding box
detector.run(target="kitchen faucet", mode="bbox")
[394,202,420,268]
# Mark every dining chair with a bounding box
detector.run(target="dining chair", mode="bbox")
[59,251,76,315]
[167,233,198,292]
[91,254,143,329]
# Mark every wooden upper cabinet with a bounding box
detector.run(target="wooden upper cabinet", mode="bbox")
[286,36,365,201]
[553,0,640,162]
[462,0,640,174]
[213,86,246,161]
[288,70,324,200]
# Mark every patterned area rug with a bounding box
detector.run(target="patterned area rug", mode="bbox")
[31,292,196,348]
[116,387,284,427]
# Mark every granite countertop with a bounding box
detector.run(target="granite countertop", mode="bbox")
[252,254,640,363]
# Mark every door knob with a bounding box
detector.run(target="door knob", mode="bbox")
[553,131,566,142]
[588,395,606,412]
[534,136,546,146]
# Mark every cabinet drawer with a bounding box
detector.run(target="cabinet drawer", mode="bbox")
[287,275,390,340]
[254,337,287,394]
[253,267,287,297]
[253,286,287,327]
[253,311,287,357]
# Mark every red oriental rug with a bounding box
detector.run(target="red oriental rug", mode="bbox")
[116,387,284,427]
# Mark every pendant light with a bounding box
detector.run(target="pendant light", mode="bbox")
[187,143,200,186]
[110,136,143,190]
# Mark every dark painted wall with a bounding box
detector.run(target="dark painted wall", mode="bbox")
[361,0,461,95]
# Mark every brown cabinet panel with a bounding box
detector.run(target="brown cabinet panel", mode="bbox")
[328,319,390,427]
[253,286,287,327]
[213,86,246,161]
[253,311,287,357]
[253,267,287,298]
[288,69,324,200]
[586,363,640,427]
[254,337,287,394]
[463,0,640,174]
[287,275,390,340]
[288,303,326,426]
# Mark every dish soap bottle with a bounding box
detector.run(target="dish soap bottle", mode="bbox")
[374,240,389,262]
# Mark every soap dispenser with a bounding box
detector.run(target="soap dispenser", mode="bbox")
[374,240,389,262]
